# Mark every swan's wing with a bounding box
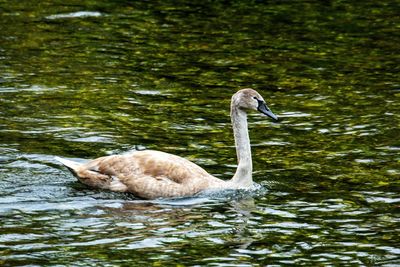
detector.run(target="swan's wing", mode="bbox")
[122,174,201,199]
[68,150,218,199]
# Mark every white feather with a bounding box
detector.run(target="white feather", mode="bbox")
[54,156,81,172]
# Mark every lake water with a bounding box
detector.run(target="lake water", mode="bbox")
[1,1,399,266]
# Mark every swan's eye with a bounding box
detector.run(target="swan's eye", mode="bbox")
[253,96,261,104]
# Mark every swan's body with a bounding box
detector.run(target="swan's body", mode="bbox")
[56,88,278,199]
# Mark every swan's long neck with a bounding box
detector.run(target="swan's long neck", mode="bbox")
[230,106,253,187]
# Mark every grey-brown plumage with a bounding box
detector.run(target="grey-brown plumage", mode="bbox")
[56,88,278,199]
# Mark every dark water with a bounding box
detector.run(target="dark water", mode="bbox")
[1,0,399,266]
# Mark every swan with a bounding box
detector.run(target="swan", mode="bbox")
[55,88,278,199]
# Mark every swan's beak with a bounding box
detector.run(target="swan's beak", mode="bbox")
[257,101,278,121]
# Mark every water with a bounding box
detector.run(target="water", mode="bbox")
[1,0,399,265]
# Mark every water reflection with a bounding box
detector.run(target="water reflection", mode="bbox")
[1,0,400,266]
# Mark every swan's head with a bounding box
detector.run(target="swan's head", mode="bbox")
[232,88,278,121]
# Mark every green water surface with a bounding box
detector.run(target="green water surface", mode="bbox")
[1,0,399,266]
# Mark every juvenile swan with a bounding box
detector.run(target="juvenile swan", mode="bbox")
[55,88,278,199]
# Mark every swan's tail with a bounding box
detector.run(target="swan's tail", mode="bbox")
[55,156,82,176]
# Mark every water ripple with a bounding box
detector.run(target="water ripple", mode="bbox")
[46,11,103,20]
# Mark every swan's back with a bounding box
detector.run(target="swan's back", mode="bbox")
[68,150,223,199]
